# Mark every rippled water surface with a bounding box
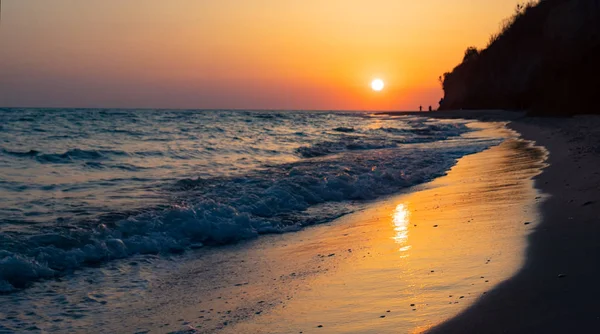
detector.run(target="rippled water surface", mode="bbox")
[0,109,502,292]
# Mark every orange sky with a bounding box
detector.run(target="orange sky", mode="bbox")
[0,0,523,111]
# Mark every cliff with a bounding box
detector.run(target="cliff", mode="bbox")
[439,0,600,115]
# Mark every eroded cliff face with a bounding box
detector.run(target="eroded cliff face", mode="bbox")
[440,0,600,115]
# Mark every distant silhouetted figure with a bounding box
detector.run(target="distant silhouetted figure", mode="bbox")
[429,106,432,111]
[419,105,423,112]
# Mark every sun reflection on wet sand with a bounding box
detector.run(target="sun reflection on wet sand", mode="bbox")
[392,203,410,247]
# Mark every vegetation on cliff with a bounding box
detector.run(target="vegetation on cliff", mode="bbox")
[439,0,600,115]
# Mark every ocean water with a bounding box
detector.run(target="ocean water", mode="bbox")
[0,108,501,293]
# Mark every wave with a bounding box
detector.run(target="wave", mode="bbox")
[1,149,41,157]
[0,139,500,292]
[296,126,468,159]
[296,138,399,158]
[2,148,129,164]
[332,127,355,133]
[83,162,146,171]
[374,122,468,135]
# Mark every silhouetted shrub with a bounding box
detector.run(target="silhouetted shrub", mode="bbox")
[463,47,480,63]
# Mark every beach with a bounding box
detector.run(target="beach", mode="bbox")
[1,112,598,333]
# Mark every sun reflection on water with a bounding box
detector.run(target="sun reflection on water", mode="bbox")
[392,203,411,255]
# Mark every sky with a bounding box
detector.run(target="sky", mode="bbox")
[0,0,523,111]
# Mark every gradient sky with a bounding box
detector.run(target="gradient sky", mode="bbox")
[0,0,523,111]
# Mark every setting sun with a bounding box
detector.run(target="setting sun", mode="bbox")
[371,79,385,92]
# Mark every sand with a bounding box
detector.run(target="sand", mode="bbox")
[427,115,600,333]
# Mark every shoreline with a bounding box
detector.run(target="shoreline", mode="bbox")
[427,114,600,333]
[222,120,547,333]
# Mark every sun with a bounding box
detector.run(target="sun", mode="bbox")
[371,78,385,91]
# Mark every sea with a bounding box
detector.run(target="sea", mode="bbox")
[0,108,502,296]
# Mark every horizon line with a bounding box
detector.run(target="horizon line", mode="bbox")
[0,106,435,113]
